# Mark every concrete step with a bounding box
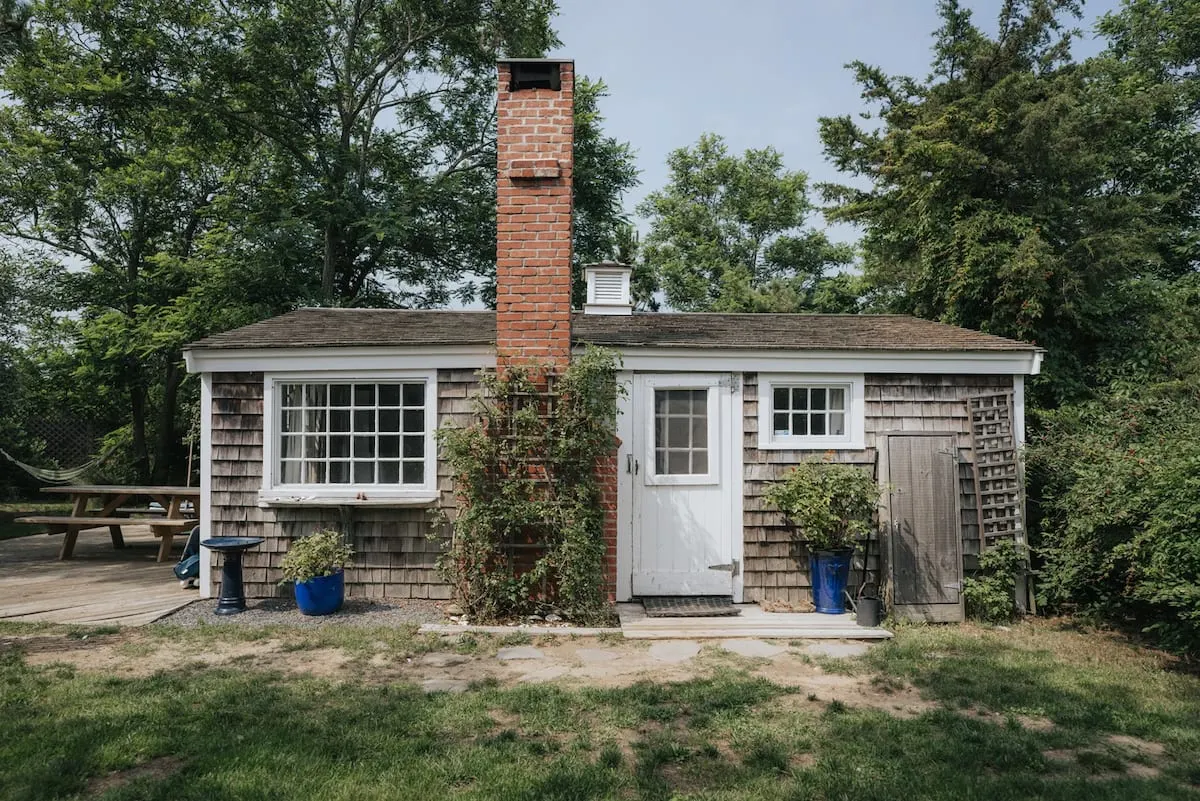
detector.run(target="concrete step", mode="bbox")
[616,603,893,640]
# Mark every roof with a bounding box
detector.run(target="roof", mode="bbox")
[185,309,1039,352]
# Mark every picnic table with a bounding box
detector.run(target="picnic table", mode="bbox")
[17,485,200,562]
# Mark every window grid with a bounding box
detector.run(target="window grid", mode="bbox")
[653,389,709,476]
[772,385,847,438]
[278,381,425,486]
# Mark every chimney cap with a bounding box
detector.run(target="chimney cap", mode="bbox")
[584,262,633,316]
[499,57,575,65]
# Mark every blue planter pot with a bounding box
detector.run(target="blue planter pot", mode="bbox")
[809,549,853,614]
[294,570,345,616]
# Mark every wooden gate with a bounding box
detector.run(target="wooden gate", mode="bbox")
[882,433,964,622]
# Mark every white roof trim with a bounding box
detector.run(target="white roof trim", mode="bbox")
[184,342,1040,376]
[595,347,1042,376]
[184,345,495,374]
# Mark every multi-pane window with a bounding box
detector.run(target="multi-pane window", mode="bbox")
[277,381,426,486]
[772,385,848,438]
[654,389,709,476]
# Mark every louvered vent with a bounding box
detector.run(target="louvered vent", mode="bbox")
[584,262,632,315]
[593,272,625,303]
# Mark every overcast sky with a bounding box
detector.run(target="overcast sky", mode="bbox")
[548,0,1124,242]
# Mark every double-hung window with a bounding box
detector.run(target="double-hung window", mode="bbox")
[758,373,865,450]
[263,372,437,501]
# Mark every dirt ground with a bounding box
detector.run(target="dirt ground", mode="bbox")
[4,629,937,718]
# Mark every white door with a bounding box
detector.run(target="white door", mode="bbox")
[631,374,736,596]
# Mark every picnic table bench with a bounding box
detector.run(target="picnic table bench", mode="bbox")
[17,485,200,562]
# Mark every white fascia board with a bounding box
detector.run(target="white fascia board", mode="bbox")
[198,373,213,599]
[184,345,495,374]
[588,347,1043,376]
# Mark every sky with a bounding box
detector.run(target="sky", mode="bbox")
[547,0,1125,242]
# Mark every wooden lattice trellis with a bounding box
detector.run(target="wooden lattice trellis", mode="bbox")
[967,392,1025,549]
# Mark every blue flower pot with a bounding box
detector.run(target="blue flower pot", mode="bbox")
[294,569,345,616]
[809,550,853,614]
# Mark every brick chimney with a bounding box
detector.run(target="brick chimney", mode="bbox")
[495,58,574,371]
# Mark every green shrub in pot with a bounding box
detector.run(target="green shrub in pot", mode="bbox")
[280,529,354,584]
[764,461,879,551]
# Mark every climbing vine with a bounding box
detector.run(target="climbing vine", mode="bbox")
[436,347,622,624]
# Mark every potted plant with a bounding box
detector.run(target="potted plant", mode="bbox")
[280,529,354,616]
[764,461,879,615]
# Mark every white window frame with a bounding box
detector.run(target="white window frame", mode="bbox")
[260,370,438,503]
[758,373,866,450]
[643,374,721,486]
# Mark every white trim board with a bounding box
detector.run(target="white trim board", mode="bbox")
[185,346,494,374]
[589,347,1042,376]
[199,373,213,599]
[185,342,1041,377]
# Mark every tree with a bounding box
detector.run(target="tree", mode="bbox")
[189,0,559,307]
[638,133,853,313]
[569,77,640,306]
[0,0,29,59]
[0,0,243,482]
[819,0,1199,403]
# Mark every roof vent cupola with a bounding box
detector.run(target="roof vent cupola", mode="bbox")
[584,262,633,316]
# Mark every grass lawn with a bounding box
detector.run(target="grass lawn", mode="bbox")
[0,620,1196,800]
[0,501,72,540]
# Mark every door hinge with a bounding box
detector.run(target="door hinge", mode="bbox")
[708,558,740,577]
[718,373,741,391]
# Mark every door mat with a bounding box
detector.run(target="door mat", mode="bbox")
[641,596,741,618]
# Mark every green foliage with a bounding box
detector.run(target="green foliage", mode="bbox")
[638,133,853,313]
[0,0,638,486]
[764,461,879,551]
[436,347,621,624]
[963,540,1025,623]
[819,0,1200,405]
[570,77,642,305]
[1029,354,1200,654]
[279,529,354,584]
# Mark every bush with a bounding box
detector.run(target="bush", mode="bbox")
[963,539,1024,623]
[1029,365,1200,653]
[763,460,879,551]
[280,529,354,584]
[436,347,621,625]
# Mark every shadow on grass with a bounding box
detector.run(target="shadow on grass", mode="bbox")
[1,642,1197,801]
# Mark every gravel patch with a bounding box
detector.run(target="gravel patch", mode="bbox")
[155,598,444,628]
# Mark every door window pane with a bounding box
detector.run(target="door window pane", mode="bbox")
[653,388,709,476]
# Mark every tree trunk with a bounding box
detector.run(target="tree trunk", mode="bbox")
[151,360,184,484]
[129,373,150,483]
[323,221,337,302]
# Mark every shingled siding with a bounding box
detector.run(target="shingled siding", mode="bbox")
[742,372,1012,604]
[208,370,481,600]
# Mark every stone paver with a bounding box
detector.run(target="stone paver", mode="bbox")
[575,648,620,664]
[421,679,469,694]
[804,641,873,659]
[496,645,545,661]
[720,639,787,659]
[419,652,470,668]
[647,640,701,663]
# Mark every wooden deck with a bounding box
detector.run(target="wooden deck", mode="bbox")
[0,525,196,626]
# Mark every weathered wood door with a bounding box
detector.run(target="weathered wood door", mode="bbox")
[885,434,964,622]
[631,374,736,596]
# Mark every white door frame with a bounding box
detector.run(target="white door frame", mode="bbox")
[614,371,744,602]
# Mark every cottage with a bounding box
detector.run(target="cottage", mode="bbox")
[184,59,1042,622]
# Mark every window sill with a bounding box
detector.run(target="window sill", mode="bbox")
[757,438,865,451]
[258,491,440,508]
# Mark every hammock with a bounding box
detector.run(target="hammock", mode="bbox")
[0,444,116,484]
